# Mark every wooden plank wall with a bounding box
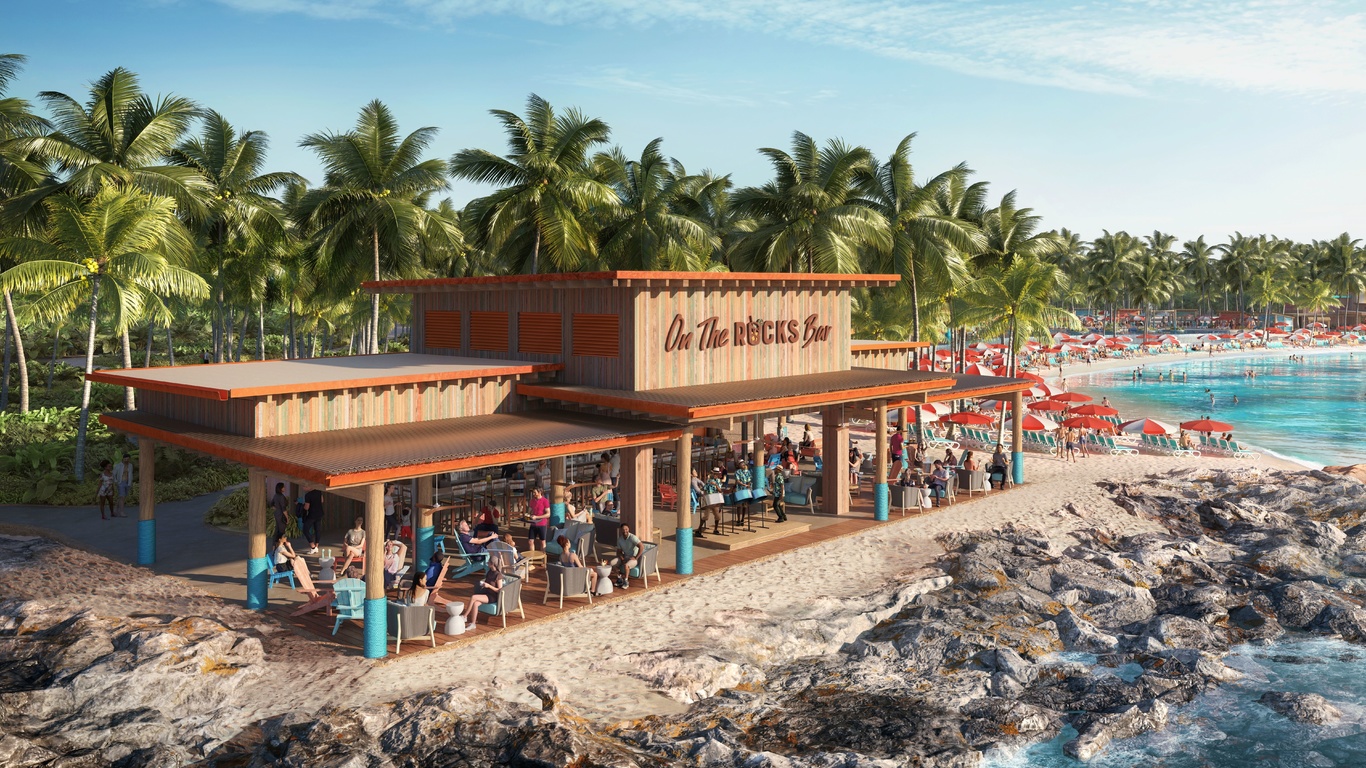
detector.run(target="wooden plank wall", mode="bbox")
[252,376,521,437]
[632,286,851,390]
[412,289,634,389]
[137,390,257,436]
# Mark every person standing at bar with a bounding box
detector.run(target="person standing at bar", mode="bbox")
[302,486,325,554]
[270,482,290,539]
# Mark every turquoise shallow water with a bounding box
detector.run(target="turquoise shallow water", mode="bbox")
[987,638,1366,768]
[1072,351,1366,468]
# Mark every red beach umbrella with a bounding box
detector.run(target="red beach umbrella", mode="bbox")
[943,411,996,426]
[1062,416,1115,432]
[1028,400,1070,412]
[1071,404,1118,417]
[1181,419,1233,433]
[1119,418,1176,436]
[1017,371,1045,384]
[1006,414,1059,432]
[963,363,1000,376]
[1050,392,1093,403]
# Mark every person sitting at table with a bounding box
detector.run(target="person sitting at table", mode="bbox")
[928,461,950,505]
[909,442,924,469]
[407,569,434,607]
[337,516,366,575]
[473,500,500,536]
[566,499,592,524]
[555,534,585,568]
[611,523,643,589]
[591,480,613,513]
[989,445,1009,488]
[799,424,815,449]
[462,563,503,630]
[897,464,919,486]
[382,539,408,588]
[783,451,800,476]
[456,519,498,558]
[961,450,979,472]
[944,447,958,467]
[499,532,532,580]
[811,446,823,471]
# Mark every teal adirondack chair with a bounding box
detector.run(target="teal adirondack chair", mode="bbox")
[331,577,366,635]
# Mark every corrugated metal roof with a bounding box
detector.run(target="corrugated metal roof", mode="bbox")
[366,271,901,294]
[87,353,559,401]
[518,367,956,419]
[103,409,681,486]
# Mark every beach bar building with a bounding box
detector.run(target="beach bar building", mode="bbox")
[91,271,1032,657]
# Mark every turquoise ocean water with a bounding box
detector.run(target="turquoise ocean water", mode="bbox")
[1070,350,1366,468]
[988,638,1366,768]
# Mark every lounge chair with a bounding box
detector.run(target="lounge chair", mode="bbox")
[956,467,987,497]
[784,474,818,514]
[330,577,366,635]
[630,541,661,588]
[486,541,532,580]
[449,535,490,578]
[386,600,436,653]
[657,482,678,509]
[543,563,593,608]
[268,560,296,590]
[476,573,525,628]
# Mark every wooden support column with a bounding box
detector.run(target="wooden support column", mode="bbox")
[675,431,694,574]
[874,401,889,521]
[363,482,387,659]
[137,437,156,565]
[619,445,655,542]
[1011,391,1025,485]
[821,406,850,515]
[415,475,435,574]
[752,414,767,498]
[550,457,567,527]
[246,467,269,611]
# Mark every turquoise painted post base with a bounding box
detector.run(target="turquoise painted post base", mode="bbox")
[363,597,387,659]
[874,483,889,521]
[1012,451,1025,485]
[137,518,155,566]
[675,527,694,575]
[246,556,269,611]
[753,469,767,497]
[415,525,434,574]
[550,501,567,528]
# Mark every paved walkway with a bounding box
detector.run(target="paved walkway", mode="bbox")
[0,486,254,601]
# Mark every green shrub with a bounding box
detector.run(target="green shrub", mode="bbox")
[204,486,298,537]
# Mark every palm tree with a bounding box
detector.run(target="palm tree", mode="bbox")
[297,100,455,353]
[1217,232,1257,315]
[1,67,204,228]
[594,139,717,270]
[170,110,302,361]
[1248,254,1293,335]
[451,94,616,275]
[1293,279,1342,328]
[1181,236,1219,319]
[972,191,1059,273]
[0,189,207,479]
[850,287,911,340]
[1086,231,1142,334]
[729,131,889,273]
[853,135,979,346]
[1128,250,1175,339]
[1315,233,1366,325]
[0,53,51,414]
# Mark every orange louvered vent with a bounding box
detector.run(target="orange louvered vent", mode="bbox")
[518,312,563,355]
[470,311,510,351]
[425,310,461,349]
[572,313,620,357]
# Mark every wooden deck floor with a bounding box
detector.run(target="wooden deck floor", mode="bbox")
[270,484,1010,659]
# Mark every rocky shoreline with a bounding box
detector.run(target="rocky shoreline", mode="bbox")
[3,466,1366,766]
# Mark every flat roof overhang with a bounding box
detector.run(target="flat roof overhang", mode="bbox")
[517,368,956,422]
[884,374,1035,406]
[86,353,561,401]
[101,409,682,488]
[851,340,932,351]
[365,270,900,294]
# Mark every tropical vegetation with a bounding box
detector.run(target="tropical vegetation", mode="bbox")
[2,55,1364,492]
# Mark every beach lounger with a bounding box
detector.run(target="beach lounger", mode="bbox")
[1225,440,1260,459]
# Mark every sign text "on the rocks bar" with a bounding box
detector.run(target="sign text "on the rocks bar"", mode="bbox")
[663,314,832,352]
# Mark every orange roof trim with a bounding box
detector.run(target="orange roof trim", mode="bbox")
[366,270,901,293]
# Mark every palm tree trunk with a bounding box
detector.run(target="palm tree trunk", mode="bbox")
[371,227,381,354]
[257,300,266,361]
[144,320,153,367]
[3,292,28,414]
[166,325,175,366]
[287,298,296,359]
[236,312,248,361]
[47,323,60,392]
[121,327,135,410]
[75,274,102,481]
[531,227,541,276]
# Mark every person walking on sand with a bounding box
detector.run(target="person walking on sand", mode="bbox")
[96,460,119,520]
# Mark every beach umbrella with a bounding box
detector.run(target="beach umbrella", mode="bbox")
[1310,321,1328,329]
[1062,416,1115,432]
[981,399,1011,411]
[1112,335,1133,342]
[1119,418,1176,435]
[1071,404,1118,417]
[1006,414,1058,432]
[934,349,953,358]
[1028,399,1070,412]
[1196,334,1221,341]
[1050,392,1093,403]
[1028,384,1059,398]
[916,403,948,416]
[1354,324,1366,332]
[1314,333,1335,340]
[1017,371,1046,384]
[943,411,996,426]
[1180,418,1233,433]
[970,341,992,350]
[961,360,1005,374]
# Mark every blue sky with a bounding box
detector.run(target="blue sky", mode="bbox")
[6,0,1366,243]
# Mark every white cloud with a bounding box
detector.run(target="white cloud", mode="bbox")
[210,0,1366,97]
